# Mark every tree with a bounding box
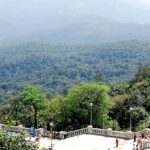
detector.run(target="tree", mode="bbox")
[42,96,65,131]
[110,70,150,130]
[94,73,105,82]
[61,82,113,130]
[133,63,150,82]
[9,97,23,126]
[20,86,48,128]
[0,105,15,125]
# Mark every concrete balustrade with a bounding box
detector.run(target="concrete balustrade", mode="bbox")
[92,128,132,139]
[0,123,58,138]
[0,123,133,140]
[42,130,51,137]
[67,128,88,138]
[67,126,133,140]
[0,124,42,136]
[143,141,150,149]
[0,122,150,149]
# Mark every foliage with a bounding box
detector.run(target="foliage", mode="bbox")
[0,87,49,128]
[60,82,114,130]
[20,87,48,128]
[133,63,150,82]
[110,68,150,131]
[0,64,150,132]
[0,130,37,150]
[0,40,150,103]
[42,96,65,131]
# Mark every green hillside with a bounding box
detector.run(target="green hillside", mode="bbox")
[0,64,149,131]
[0,40,150,103]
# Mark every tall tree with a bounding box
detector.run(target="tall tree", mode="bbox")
[61,82,114,130]
[20,86,47,128]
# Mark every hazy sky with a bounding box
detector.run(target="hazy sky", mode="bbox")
[0,0,150,43]
[141,0,150,3]
[0,0,150,23]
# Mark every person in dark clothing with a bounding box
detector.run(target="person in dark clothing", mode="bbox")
[116,138,119,148]
[141,133,144,139]
[134,134,137,142]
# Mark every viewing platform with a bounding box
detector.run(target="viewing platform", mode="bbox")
[0,124,150,150]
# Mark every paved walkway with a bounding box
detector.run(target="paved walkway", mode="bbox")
[28,135,133,150]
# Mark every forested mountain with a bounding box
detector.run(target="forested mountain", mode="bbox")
[0,40,150,103]
[31,19,150,45]
[2,18,150,45]
[0,64,150,131]
[1,0,150,44]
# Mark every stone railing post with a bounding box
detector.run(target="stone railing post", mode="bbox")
[59,131,67,139]
[38,128,44,136]
[143,141,146,149]
[87,125,93,134]
[126,131,133,140]
[107,128,112,137]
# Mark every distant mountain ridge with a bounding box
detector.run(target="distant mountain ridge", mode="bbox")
[37,20,150,44]
[1,0,150,45]
[1,16,150,45]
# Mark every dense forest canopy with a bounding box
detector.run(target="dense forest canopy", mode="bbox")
[0,40,150,103]
[0,64,150,131]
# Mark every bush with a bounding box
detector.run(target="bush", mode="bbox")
[0,130,37,150]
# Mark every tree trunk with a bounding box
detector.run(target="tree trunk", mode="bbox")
[34,108,37,129]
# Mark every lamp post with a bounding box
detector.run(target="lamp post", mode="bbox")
[129,107,133,131]
[90,103,93,126]
[50,122,53,150]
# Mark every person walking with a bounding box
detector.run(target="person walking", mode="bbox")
[116,138,119,148]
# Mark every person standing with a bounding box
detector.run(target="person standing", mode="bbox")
[134,134,137,142]
[30,126,36,137]
[116,138,119,148]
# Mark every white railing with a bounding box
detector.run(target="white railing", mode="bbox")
[67,128,88,138]
[42,129,51,137]
[2,123,150,141]
[92,128,128,139]
[143,141,150,149]
[0,124,61,138]
[0,124,48,137]
[67,126,133,140]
